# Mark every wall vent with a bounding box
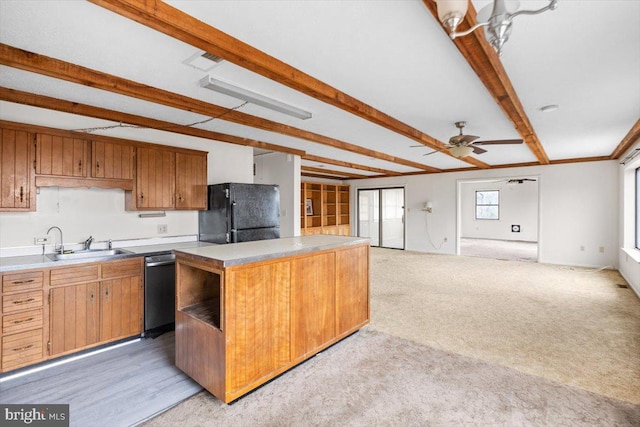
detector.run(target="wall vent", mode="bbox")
[183,51,224,71]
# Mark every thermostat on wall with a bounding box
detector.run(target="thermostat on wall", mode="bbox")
[511,224,521,233]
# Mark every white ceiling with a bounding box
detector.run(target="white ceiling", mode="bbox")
[0,0,638,178]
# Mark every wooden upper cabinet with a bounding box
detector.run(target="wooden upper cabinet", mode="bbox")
[91,140,134,181]
[175,152,207,210]
[35,133,88,177]
[132,146,176,210]
[0,127,35,211]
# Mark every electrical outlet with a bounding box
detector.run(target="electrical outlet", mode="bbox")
[158,224,168,234]
[599,246,605,253]
[580,246,585,252]
[34,236,50,245]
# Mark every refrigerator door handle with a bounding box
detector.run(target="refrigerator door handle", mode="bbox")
[230,201,237,243]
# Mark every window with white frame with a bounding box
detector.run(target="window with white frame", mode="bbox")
[636,168,640,249]
[475,190,500,220]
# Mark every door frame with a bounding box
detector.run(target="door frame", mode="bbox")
[455,175,540,261]
[357,186,406,250]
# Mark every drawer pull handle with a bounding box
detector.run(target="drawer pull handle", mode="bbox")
[13,317,34,325]
[96,160,100,171]
[13,344,34,352]
[78,160,82,171]
[13,298,36,305]
[12,279,35,285]
[19,186,24,203]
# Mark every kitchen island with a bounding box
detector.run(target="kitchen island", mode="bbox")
[174,235,370,403]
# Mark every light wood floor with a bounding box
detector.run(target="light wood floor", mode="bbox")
[0,332,201,427]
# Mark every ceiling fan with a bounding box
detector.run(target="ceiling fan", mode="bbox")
[444,121,523,158]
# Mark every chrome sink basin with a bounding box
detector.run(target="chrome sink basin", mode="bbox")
[47,248,131,261]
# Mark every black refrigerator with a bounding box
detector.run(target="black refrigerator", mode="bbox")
[198,183,280,244]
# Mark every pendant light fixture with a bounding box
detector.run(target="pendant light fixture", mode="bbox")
[434,0,558,56]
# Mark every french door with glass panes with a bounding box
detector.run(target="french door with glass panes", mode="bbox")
[357,187,404,249]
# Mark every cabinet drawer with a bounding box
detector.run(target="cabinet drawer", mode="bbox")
[2,290,43,313]
[2,309,43,334]
[2,329,43,371]
[2,271,44,293]
[102,258,143,279]
[50,264,99,286]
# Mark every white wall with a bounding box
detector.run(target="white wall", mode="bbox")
[253,153,301,237]
[460,179,538,242]
[348,160,618,268]
[0,137,253,249]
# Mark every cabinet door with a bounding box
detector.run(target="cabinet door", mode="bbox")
[100,276,143,342]
[335,246,369,336]
[0,128,34,210]
[49,283,100,356]
[35,133,88,177]
[175,152,207,210]
[291,252,336,360]
[91,140,134,180]
[135,146,175,209]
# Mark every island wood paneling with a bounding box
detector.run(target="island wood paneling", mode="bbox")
[226,261,291,394]
[291,252,336,361]
[335,246,370,336]
[175,239,369,403]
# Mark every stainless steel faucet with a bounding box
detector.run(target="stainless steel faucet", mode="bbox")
[47,226,64,254]
[84,236,94,251]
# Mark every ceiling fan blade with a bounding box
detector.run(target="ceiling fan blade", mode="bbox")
[473,139,523,145]
[472,146,487,155]
[450,134,480,145]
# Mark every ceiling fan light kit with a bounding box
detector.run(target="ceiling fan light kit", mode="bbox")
[435,0,558,56]
[449,145,474,158]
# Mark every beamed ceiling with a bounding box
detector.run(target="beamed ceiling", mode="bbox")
[0,1,638,180]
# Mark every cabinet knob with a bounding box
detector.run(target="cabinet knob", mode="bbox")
[140,192,144,201]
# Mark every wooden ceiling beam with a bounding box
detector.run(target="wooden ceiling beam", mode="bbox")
[86,0,489,169]
[303,154,403,176]
[422,0,550,165]
[609,118,640,159]
[301,166,371,179]
[0,87,306,156]
[301,172,346,181]
[0,43,440,173]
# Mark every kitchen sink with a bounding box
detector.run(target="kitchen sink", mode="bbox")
[46,248,131,261]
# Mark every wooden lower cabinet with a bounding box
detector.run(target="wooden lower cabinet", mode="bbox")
[0,257,143,373]
[175,241,369,403]
[49,259,143,358]
[99,277,143,342]
[49,283,100,356]
[1,269,45,371]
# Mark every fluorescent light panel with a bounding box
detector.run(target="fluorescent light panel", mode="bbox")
[200,76,312,120]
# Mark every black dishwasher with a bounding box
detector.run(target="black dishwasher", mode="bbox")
[144,253,176,336]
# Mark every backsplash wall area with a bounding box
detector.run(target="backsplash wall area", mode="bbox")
[0,187,197,249]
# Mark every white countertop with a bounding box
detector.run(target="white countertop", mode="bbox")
[175,235,370,267]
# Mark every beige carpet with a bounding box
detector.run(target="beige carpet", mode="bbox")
[145,248,640,424]
[460,237,538,262]
[369,248,640,404]
[144,330,640,426]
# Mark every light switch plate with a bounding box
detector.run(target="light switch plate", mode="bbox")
[34,236,50,244]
